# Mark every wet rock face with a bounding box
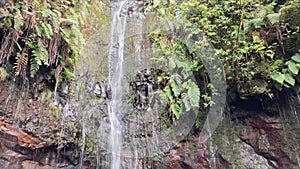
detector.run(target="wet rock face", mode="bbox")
[0,116,85,169]
[111,0,147,17]
[127,1,146,16]
[240,115,297,169]
[163,138,225,169]
[129,69,156,111]
[163,114,299,169]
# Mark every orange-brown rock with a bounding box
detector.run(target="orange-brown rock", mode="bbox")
[0,116,43,149]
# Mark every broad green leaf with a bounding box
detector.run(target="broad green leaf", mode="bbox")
[271,72,285,84]
[284,73,295,86]
[170,74,182,97]
[288,61,299,75]
[182,80,189,89]
[188,81,200,107]
[171,101,181,119]
[291,54,300,63]
[182,95,191,111]
[266,13,280,24]
[282,68,288,74]
[283,82,291,88]
[163,86,174,102]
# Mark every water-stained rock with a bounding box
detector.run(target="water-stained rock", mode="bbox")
[0,116,83,168]
[240,115,298,169]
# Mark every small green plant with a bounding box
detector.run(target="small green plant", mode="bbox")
[271,53,300,88]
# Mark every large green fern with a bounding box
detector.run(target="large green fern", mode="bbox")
[30,47,49,77]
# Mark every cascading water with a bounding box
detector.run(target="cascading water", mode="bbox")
[72,1,154,168]
[107,1,128,168]
[71,1,214,168]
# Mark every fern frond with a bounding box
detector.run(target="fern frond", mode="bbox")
[35,25,42,37]
[30,47,49,77]
[14,52,28,76]
[41,22,53,39]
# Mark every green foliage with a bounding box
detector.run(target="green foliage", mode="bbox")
[149,33,204,120]
[159,75,201,119]
[147,0,300,124]
[30,46,49,77]
[292,54,300,63]
[0,0,89,86]
[279,0,300,30]
[149,0,300,97]
[170,74,182,97]
[271,53,300,88]
[182,80,200,110]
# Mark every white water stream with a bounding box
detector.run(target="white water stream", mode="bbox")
[107,1,128,168]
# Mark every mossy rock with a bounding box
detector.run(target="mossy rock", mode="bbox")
[280,2,300,30]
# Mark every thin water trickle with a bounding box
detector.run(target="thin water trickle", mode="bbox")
[80,114,86,168]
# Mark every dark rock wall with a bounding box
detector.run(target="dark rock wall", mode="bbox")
[1,84,300,168]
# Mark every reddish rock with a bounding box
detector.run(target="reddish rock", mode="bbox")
[240,115,297,169]
[164,137,218,169]
[215,152,231,169]
[0,116,80,168]
[0,116,43,149]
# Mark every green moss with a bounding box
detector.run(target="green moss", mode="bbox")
[280,1,300,30]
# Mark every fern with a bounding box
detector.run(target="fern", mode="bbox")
[41,22,53,39]
[0,0,89,85]
[13,12,25,30]
[267,13,280,25]
[30,47,49,77]
[14,53,28,76]
[35,25,42,37]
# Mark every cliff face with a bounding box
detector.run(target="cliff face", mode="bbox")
[1,80,300,169]
[163,90,300,169]
[163,114,299,169]
[0,80,84,169]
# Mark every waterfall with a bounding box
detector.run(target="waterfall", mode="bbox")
[73,1,207,167]
[107,1,128,169]
[73,1,151,168]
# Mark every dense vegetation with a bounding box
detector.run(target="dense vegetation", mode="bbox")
[146,0,300,120]
[0,0,109,150]
[0,0,299,146]
[0,0,299,124]
[0,0,298,167]
[0,0,108,91]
